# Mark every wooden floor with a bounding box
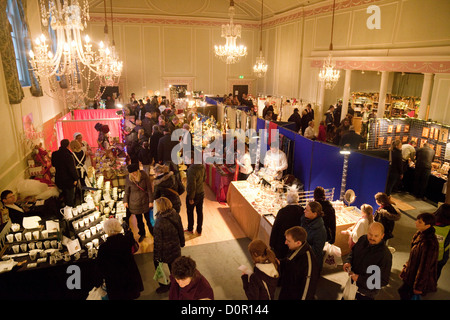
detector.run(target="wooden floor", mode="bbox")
[129,183,246,254]
[390,195,416,211]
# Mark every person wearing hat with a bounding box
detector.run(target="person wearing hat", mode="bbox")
[288,108,302,133]
[124,163,154,242]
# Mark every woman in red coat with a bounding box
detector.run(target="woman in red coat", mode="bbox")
[317,121,327,142]
[169,256,214,300]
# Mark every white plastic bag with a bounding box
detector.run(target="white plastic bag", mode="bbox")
[153,261,171,285]
[323,242,343,269]
[86,286,108,300]
[342,276,357,300]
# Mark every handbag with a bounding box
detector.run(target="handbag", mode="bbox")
[342,276,358,300]
[153,261,171,285]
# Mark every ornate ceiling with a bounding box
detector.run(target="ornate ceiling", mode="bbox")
[88,0,329,21]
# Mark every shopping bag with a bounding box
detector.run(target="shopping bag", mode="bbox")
[323,242,343,269]
[86,285,108,300]
[153,261,171,285]
[342,276,357,300]
[149,207,155,227]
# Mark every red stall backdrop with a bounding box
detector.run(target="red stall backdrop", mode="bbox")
[54,109,122,151]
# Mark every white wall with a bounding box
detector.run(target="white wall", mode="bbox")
[0,0,65,192]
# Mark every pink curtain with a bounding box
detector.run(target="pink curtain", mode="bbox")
[54,111,122,151]
[73,109,120,120]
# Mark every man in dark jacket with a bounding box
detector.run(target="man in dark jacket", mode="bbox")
[287,108,302,133]
[270,191,304,259]
[385,139,403,196]
[279,226,319,300]
[413,142,435,199]
[339,125,366,149]
[157,127,179,165]
[343,222,392,300]
[149,125,164,165]
[185,153,206,235]
[51,139,79,207]
[142,112,157,139]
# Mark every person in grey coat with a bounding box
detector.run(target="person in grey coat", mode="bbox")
[124,163,154,242]
[153,197,185,294]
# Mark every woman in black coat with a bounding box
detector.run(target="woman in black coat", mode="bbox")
[385,139,403,196]
[270,191,304,259]
[97,218,144,300]
[374,192,401,242]
[314,186,336,244]
[153,197,185,294]
[153,164,184,214]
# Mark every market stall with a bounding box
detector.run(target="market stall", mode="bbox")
[55,109,123,151]
[227,180,360,255]
[205,163,236,204]
[0,173,128,299]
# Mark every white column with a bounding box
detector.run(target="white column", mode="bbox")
[317,80,326,118]
[341,69,352,122]
[377,71,389,118]
[418,73,434,120]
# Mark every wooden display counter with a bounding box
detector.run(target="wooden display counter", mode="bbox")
[227,181,361,255]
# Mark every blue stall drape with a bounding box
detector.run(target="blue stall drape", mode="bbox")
[254,117,389,209]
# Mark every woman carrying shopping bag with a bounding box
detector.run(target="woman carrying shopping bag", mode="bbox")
[153,197,185,294]
[124,163,154,242]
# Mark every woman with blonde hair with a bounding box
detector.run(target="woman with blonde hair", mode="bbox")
[153,197,185,294]
[342,204,374,249]
[124,163,154,242]
[242,239,279,300]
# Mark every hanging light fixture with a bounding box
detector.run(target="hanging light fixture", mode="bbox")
[99,0,123,87]
[253,0,268,78]
[318,0,340,90]
[29,0,123,109]
[214,0,247,64]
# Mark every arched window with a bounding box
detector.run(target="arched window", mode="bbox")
[6,0,31,87]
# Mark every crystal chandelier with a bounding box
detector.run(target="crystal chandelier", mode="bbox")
[29,0,123,108]
[318,0,340,90]
[214,0,247,64]
[319,54,340,89]
[253,0,267,77]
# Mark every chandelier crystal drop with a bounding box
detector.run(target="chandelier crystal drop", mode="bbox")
[318,54,340,90]
[29,0,123,108]
[214,0,247,64]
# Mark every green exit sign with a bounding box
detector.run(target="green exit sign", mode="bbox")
[239,75,244,79]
